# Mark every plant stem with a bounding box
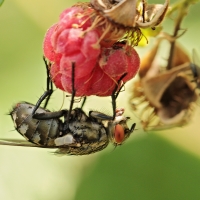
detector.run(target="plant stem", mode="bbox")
[166,0,191,70]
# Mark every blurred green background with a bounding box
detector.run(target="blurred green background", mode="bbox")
[0,0,200,200]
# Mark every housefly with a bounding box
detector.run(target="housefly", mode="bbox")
[1,59,136,155]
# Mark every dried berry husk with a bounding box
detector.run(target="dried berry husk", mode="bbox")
[90,0,169,46]
[130,38,198,131]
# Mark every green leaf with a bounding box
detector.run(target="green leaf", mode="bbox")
[74,134,200,200]
[0,0,4,6]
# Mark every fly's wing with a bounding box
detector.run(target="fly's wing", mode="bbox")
[0,139,56,148]
[0,138,109,155]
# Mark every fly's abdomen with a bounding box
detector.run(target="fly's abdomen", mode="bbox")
[10,102,60,146]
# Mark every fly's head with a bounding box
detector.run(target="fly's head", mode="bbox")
[106,108,136,146]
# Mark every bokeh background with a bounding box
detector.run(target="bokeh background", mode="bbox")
[0,0,200,200]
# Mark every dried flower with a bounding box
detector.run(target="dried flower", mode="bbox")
[90,0,169,46]
[130,38,198,130]
[91,0,169,27]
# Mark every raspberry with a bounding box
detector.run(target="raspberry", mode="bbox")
[87,65,116,96]
[43,5,140,97]
[50,63,64,91]
[43,24,58,62]
[60,73,92,97]
[123,46,140,82]
[99,47,127,78]
[99,44,140,82]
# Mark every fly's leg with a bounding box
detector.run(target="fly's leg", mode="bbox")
[43,57,53,109]
[33,62,77,121]
[33,110,68,120]
[111,73,127,120]
[89,111,113,121]
[80,96,87,109]
[130,123,136,132]
[32,57,53,115]
[65,62,76,123]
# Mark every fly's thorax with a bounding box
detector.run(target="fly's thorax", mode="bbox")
[54,118,109,155]
[70,108,88,122]
[10,102,61,146]
[68,120,107,141]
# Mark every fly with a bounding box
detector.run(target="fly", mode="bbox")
[1,59,136,155]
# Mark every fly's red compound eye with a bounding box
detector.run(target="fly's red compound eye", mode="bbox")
[114,124,125,144]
